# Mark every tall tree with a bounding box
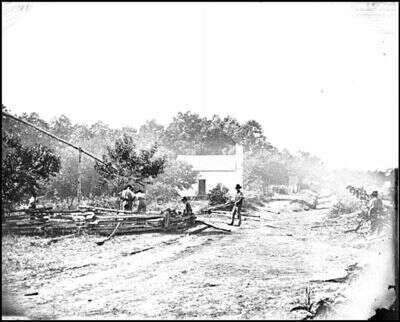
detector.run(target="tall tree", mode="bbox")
[163,111,209,154]
[244,151,289,194]
[163,111,275,155]
[138,120,165,150]
[146,159,199,203]
[2,133,61,208]
[51,114,73,142]
[95,134,166,194]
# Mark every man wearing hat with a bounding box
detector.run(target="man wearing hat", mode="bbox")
[229,184,244,226]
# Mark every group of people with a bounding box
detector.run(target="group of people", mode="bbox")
[180,184,244,225]
[346,185,370,201]
[156,183,244,227]
[120,185,147,212]
[180,183,244,225]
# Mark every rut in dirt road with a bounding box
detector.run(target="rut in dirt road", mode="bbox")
[5,201,378,319]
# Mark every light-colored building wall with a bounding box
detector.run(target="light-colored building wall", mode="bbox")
[177,143,244,197]
[288,175,300,193]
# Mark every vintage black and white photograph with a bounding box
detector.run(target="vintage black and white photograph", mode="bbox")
[2,1,399,320]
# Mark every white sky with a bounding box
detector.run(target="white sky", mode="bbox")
[2,2,398,171]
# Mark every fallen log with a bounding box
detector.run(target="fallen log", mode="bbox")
[310,275,349,283]
[344,221,364,233]
[202,201,234,213]
[125,246,155,256]
[242,213,261,218]
[264,224,287,230]
[96,222,121,245]
[79,205,159,215]
[265,210,280,214]
[7,207,53,213]
[5,209,32,213]
[186,225,209,235]
[195,220,231,233]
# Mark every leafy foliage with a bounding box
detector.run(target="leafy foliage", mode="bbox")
[208,183,230,205]
[5,105,393,212]
[137,120,165,150]
[145,159,198,203]
[162,111,274,155]
[2,132,61,208]
[45,150,106,205]
[329,197,361,216]
[146,182,180,203]
[154,160,199,190]
[94,134,166,194]
[244,151,289,194]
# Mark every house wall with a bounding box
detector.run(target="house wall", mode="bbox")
[180,170,242,197]
[178,143,244,197]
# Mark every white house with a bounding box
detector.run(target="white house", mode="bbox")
[177,143,244,197]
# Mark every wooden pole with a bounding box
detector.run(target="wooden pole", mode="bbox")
[2,111,114,169]
[2,109,147,189]
[77,148,82,205]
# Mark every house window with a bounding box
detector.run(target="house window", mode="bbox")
[198,179,206,195]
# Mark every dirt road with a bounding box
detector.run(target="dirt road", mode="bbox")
[2,197,395,319]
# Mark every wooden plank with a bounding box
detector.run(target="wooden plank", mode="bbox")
[186,225,209,235]
[195,220,232,233]
[79,206,163,216]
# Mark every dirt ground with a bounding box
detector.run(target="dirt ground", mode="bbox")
[2,195,396,319]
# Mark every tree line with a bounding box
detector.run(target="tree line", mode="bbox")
[2,106,356,209]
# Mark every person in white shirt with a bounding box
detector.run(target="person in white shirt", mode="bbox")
[136,189,146,213]
[120,185,135,211]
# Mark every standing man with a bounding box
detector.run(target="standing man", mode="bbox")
[120,185,135,211]
[229,184,244,226]
[136,189,147,213]
[368,190,384,233]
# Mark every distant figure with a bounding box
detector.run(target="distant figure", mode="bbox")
[28,194,37,209]
[181,197,193,216]
[121,185,135,211]
[136,189,147,213]
[229,184,244,227]
[368,191,384,233]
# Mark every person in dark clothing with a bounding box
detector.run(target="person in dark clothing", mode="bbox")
[368,190,385,233]
[181,197,193,216]
[229,184,244,226]
[120,185,135,211]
